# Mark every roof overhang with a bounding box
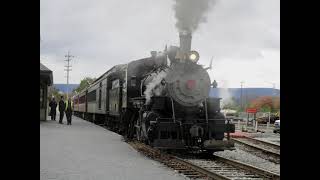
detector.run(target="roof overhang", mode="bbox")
[40,63,53,85]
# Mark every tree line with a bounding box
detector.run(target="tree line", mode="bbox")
[223,96,280,113]
[48,77,96,101]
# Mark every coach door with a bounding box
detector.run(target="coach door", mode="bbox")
[85,90,88,113]
[108,79,122,116]
[98,82,102,110]
[105,78,109,114]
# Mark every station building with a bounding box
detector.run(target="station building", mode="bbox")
[40,62,53,121]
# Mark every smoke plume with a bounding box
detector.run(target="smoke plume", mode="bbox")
[216,80,235,109]
[173,0,215,32]
[144,71,167,104]
[219,88,234,108]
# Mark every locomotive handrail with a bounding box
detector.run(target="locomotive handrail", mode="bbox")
[170,97,176,123]
[204,98,209,138]
[155,118,226,123]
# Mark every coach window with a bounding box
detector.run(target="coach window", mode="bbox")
[131,76,136,87]
[87,90,97,102]
[112,79,120,89]
[40,85,44,107]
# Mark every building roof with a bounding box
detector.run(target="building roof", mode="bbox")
[40,62,53,85]
[40,63,52,72]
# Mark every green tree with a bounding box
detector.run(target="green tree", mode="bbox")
[260,105,271,112]
[73,77,96,94]
[48,86,64,101]
[249,96,280,113]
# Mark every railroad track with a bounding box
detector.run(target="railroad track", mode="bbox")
[231,137,280,164]
[85,117,280,179]
[129,141,280,180]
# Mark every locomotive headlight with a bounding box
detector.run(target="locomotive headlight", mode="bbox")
[190,54,197,60]
[188,51,200,63]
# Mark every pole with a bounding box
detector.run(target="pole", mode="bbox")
[253,113,256,127]
[240,81,244,111]
[64,51,74,99]
[255,118,258,132]
[267,112,271,129]
[246,112,249,126]
[272,83,276,96]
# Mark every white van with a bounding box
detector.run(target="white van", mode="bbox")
[273,120,280,133]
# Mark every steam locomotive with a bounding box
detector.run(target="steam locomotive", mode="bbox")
[73,31,235,153]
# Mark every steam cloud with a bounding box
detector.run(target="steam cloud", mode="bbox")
[173,0,215,32]
[144,71,167,104]
[219,88,234,108]
[217,80,235,109]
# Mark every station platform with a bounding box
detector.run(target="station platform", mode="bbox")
[40,115,185,180]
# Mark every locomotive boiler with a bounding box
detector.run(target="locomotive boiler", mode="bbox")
[73,31,235,153]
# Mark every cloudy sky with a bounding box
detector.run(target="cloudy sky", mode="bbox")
[40,0,279,89]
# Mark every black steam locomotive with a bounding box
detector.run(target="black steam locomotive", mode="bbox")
[73,31,235,153]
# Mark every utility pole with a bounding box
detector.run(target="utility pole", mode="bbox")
[40,35,43,61]
[265,81,277,129]
[272,83,276,96]
[240,81,244,111]
[64,51,74,99]
[265,81,276,96]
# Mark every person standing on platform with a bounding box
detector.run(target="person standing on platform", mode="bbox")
[49,97,57,121]
[58,96,65,124]
[65,98,73,125]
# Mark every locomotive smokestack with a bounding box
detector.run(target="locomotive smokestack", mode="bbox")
[179,31,192,53]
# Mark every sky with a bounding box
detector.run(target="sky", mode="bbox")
[40,0,280,89]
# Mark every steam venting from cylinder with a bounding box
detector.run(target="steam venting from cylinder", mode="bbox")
[144,71,167,104]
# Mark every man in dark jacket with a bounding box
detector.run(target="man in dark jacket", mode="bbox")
[49,97,57,121]
[58,96,65,124]
[65,98,73,125]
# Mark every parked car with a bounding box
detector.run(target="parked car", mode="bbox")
[257,115,279,124]
[273,120,280,133]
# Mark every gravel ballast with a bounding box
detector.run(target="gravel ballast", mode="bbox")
[215,146,280,174]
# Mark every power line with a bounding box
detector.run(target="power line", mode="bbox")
[64,51,74,99]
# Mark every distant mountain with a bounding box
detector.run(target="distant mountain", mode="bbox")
[53,84,79,93]
[209,88,280,103]
[53,85,280,101]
